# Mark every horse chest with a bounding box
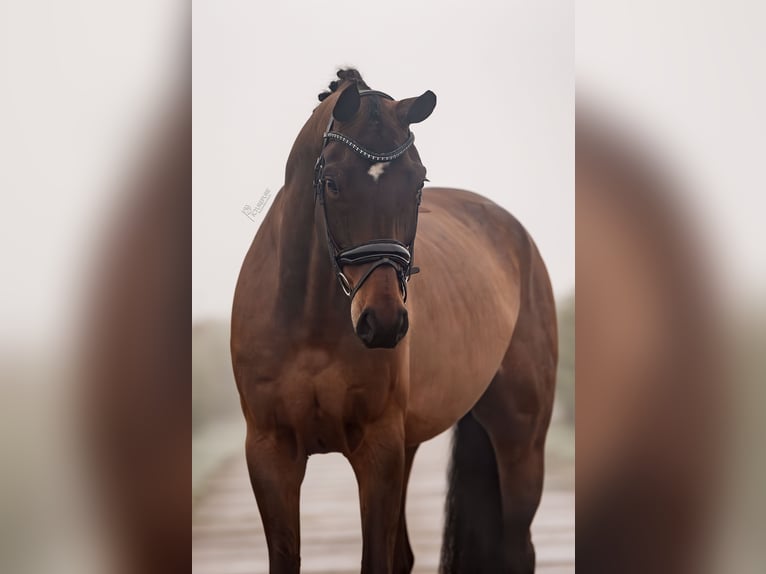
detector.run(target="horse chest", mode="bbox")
[271,349,400,454]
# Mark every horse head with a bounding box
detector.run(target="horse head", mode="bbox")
[313,77,436,348]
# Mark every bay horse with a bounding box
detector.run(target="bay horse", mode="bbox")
[231,69,557,574]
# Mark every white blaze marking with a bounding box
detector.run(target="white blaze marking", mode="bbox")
[367,162,389,183]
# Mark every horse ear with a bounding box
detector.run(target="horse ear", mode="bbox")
[398,90,437,125]
[333,83,361,122]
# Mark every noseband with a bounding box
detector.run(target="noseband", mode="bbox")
[313,90,421,302]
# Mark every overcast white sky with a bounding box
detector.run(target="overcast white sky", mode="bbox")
[192,0,575,321]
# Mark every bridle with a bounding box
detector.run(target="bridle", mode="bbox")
[313,89,422,302]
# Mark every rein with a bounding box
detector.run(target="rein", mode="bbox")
[313,89,421,302]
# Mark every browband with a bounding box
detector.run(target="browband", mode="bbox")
[322,131,415,163]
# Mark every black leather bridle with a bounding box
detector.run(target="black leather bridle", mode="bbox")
[313,89,422,302]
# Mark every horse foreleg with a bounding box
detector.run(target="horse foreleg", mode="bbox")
[349,418,406,574]
[393,444,419,574]
[245,428,307,574]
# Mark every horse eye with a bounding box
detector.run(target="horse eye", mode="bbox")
[325,179,339,194]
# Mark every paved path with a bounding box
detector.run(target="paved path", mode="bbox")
[193,431,574,573]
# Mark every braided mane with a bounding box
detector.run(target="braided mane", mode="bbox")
[318,68,371,101]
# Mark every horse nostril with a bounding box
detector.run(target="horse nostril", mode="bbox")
[356,309,377,345]
[356,307,408,348]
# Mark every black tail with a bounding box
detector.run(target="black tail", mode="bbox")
[440,412,503,573]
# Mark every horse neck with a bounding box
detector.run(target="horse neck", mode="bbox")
[272,105,349,330]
